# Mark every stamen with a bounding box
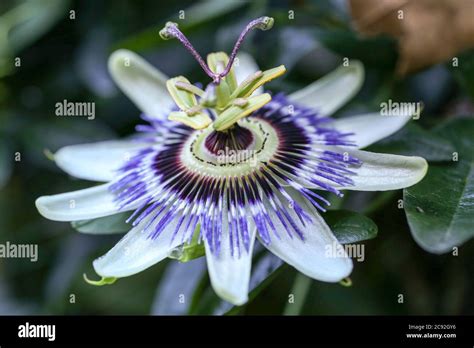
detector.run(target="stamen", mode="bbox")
[237,70,263,90]
[233,98,249,107]
[185,105,202,116]
[175,81,205,97]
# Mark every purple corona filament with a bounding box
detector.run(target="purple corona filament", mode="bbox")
[205,125,254,155]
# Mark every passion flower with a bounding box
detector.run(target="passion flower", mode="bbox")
[36,17,427,305]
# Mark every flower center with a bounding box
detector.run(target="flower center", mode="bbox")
[204,124,254,155]
[181,118,279,177]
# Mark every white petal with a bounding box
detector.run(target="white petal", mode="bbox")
[36,184,135,221]
[288,61,364,116]
[261,189,352,282]
[108,49,174,117]
[55,140,145,182]
[339,149,428,191]
[332,112,413,149]
[234,52,263,95]
[93,214,183,278]
[205,218,256,306]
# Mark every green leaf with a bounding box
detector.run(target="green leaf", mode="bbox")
[404,117,474,253]
[324,210,378,244]
[71,212,130,234]
[367,123,456,162]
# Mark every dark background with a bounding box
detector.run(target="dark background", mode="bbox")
[0,0,472,315]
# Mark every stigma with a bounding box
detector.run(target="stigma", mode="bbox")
[158,17,286,132]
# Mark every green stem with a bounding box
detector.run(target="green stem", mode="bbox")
[283,273,312,315]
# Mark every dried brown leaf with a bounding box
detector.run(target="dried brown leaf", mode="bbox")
[349,0,474,75]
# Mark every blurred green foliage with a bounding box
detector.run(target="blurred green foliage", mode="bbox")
[0,0,473,315]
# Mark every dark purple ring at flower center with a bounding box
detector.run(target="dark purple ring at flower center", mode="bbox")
[204,124,254,155]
